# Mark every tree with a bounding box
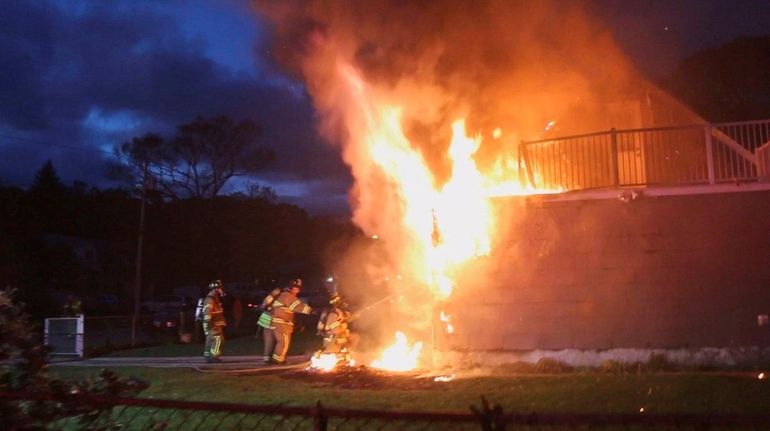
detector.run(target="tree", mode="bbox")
[29,160,71,234]
[661,36,770,123]
[30,160,66,196]
[116,116,274,200]
[0,287,148,428]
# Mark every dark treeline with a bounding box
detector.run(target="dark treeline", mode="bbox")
[0,161,361,318]
[660,35,770,123]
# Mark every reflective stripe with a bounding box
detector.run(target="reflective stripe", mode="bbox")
[272,317,294,326]
[273,333,290,362]
[327,321,340,329]
[257,312,273,329]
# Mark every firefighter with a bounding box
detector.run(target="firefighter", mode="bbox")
[202,280,227,363]
[316,292,353,363]
[259,278,313,365]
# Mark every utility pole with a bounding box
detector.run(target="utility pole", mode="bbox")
[131,163,148,346]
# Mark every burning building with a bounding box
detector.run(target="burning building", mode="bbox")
[254,1,770,369]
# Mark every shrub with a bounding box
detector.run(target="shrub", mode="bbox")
[0,286,149,428]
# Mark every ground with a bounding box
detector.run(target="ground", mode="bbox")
[48,335,770,415]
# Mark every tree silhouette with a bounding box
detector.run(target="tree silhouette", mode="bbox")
[29,160,70,234]
[116,116,274,200]
[662,36,770,122]
[30,160,65,196]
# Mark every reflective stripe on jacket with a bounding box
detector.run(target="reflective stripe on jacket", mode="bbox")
[203,293,226,327]
[271,290,312,325]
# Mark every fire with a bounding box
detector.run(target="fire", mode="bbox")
[309,353,341,372]
[339,63,559,364]
[370,331,423,371]
[308,352,356,372]
[439,310,454,334]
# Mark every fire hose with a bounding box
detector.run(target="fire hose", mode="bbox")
[347,293,400,322]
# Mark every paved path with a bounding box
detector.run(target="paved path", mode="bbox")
[50,355,311,373]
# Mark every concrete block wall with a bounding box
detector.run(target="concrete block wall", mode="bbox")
[444,190,770,350]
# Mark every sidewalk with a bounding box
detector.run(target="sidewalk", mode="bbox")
[49,354,311,371]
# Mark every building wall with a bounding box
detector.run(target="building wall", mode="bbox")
[445,190,770,350]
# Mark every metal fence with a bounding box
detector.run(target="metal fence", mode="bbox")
[3,391,770,430]
[520,119,770,192]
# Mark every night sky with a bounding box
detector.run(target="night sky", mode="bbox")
[0,0,768,215]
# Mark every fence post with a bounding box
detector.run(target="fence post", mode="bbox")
[471,396,507,431]
[610,128,619,187]
[705,124,716,184]
[519,141,536,189]
[313,401,327,431]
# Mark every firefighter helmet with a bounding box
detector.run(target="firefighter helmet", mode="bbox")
[208,279,224,290]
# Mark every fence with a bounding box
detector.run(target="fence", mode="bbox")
[2,391,770,430]
[520,119,770,192]
[51,313,189,355]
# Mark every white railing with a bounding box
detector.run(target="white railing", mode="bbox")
[520,119,770,191]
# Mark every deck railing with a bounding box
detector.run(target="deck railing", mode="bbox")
[520,119,770,192]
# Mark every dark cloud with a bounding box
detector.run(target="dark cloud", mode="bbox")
[0,0,350,214]
[0,2,55,130]
[587,0,770,79]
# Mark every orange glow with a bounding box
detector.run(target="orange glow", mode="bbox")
[309,353,341,372]
[338,63,562,363]
[370,331,423,371]
[439,310,454,334]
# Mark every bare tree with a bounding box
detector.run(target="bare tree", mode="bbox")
[114,116,274,200]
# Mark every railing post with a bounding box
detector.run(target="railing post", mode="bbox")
[519,141,535,189]
[610,128,619,187]
[705,124,716,184]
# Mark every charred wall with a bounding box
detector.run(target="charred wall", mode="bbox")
[445,190,770,351]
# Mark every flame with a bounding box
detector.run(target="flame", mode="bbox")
[309,353,341,372]
[370,331,423,371]
[439,310,454,334]
[434,374,455,382]
[335,63,564,366]
[308,352,356,372]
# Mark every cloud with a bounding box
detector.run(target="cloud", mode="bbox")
[0,0,351,214]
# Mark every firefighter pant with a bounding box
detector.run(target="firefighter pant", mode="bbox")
[322,335,347,353]
[263,323,293,363]
[204,324,225,358]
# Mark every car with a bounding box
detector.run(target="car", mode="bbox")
[150,306,188,334]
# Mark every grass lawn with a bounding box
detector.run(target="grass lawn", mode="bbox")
[49,334,770,415]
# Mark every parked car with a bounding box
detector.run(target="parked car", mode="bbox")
[151,306,185,335]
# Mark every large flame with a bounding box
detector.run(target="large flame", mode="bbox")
[255,0,694,374]
[340,64,496,300]
[370,331,423,371]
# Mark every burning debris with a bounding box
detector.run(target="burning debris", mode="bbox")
[286,366,444,391]
[370,331,423,372]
